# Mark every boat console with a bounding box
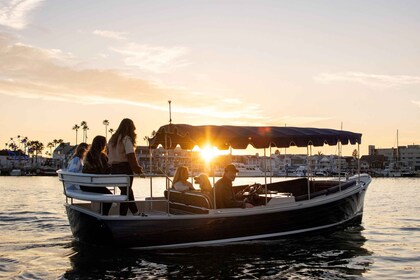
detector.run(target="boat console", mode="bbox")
[262,192,295,205]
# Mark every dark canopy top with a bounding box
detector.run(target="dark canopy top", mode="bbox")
[148,124,362,150]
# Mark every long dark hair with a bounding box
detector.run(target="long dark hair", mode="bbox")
[109,118,137,147]
[71,142,88,159]
[85,136,107,167]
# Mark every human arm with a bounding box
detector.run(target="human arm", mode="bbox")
[215,180,245,208]
[126,152,143,174]
[67,157,82,173]
[173,181,193,191]
[122,136,144,175]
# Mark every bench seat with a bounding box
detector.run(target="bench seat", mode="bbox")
[65,189,128,202]
[57,170,131,203]
[164,189,213,214]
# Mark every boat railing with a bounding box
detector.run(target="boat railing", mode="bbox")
[164,189,212,214]
[155,167,175,216]
[57,170,132,215]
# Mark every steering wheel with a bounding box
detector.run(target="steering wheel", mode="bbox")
[240,183,263,205]
[237,183,258,196]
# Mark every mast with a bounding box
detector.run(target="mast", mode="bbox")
[396,129,399,169]
[168,100,172,124]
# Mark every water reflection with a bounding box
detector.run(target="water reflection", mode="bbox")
[64,226,372,279]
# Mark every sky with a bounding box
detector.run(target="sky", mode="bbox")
[1,0,419,156]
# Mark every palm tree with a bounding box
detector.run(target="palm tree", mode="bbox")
[72,124,80,145]
[83,124,89,142]
[80,121,88,142]
[47,142,54,157]
[108,128,114,136]
[27,140,44,163]
[103,120,110,140]
[21,136,28,155]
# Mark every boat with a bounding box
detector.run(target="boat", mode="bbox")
[9,169,22,176]
[234,162,267,177]
[377,166,417,177]
[276,166,307,177]
[314,169,328,177]
[57,124,371,249]
[379,130,417,177]
[37,166,58,176]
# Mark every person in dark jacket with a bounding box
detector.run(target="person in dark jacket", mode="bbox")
[82,135,112,215]
[214,164,253,209]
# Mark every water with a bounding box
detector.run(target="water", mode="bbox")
[0,176,419,279]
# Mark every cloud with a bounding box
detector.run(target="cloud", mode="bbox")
[412,100,420,108]
[93,29,127,40]
[0,0,45,29]
[0,32,270,123]
[111,43,190,73]
[314,72,420,88]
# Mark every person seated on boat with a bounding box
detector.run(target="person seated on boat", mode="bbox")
[172,166,195,191]
[194,173,212,193]
[66,142,88,173]
[83,136,111,174]
[81,135,112,215]
[214,164,253,209]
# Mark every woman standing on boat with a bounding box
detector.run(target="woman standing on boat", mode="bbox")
[108,118,144,216]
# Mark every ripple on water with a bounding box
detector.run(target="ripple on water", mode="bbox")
[1,176,420,279]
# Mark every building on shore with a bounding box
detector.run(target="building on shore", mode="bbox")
[2,142,419,176]
[368,144,420,171]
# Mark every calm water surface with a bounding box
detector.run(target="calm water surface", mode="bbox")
[0,176,419,279]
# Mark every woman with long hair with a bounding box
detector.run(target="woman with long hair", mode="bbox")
[108,118,143,216]
[83,135,110,174]
[172,166,194,191]
[81,135,112,215]
[67,142,88,173]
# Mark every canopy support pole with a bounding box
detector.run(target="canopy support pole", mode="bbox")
[269,145,272,183]
[264,148,268,205]
[357,143,361,185]
[190,148,193,184]
[149,141,153,210]
[338,140,342,191]
[307,145,311,200]
[165,133,170,216]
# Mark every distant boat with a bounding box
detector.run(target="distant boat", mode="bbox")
[209,163,272,177]
[9,169,22,176]
[314,170,328,177]
[378,165,416,177]
[380,130,417,177]
[234,162,268,177]
[36,167,58,176]
[275,166,306,177]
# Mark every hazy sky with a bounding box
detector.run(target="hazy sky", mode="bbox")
[1,0,419,155]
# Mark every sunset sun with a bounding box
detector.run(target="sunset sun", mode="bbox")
[199,145,221,163]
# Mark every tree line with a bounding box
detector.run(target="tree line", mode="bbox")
[4,120,115,158]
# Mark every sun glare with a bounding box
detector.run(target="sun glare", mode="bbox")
[199,145,220,163]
